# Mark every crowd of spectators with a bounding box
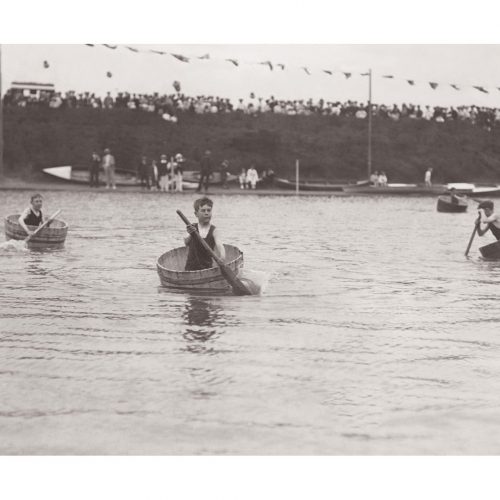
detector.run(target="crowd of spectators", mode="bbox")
[3,87,500,131]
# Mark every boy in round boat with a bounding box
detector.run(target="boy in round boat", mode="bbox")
[18,193,48,236]
[184,197,226,271]
[476,200,500,240]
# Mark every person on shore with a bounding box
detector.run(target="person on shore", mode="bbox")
[158,154,169,192]
[370,171,379,186]
[151,159,159,191]
[175,153,184,192]
[102,148,116,190]
[246,165,259,189]
[378,171,388,187]
[138,156,150,190]
[184,197,225,271]
[476,200,500,240]
[89,151,101,187]
[197,150,212,193]
[425,167,433,188]
[167,156,177,192]
[220,160,229,189]
[18,194,47,235]
[239,168,247,189]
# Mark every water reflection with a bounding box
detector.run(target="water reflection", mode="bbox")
[182,297,224,352]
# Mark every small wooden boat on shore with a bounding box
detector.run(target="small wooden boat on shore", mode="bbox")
[436,195,468,213]
[182,171,238,185]
[43,165,199,189]
[479,240,500,260]
[4,214,68,249]
[43,165,138,186]
[275,178,354,192]
[157,244,244,294]
[343,182,500,196]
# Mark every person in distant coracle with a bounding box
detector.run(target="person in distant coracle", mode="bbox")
[89,151,101,188]
[476,200,500,240]
[18,194,47,236]
[183,197,225,271]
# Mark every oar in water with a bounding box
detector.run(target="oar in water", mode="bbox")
[465,216,480,257]
[1,210,62,251]
[176,209,252,296]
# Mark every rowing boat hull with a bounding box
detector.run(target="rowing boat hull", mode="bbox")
[157,244,244,294]
[436,195,468,213]
[4,214,68,249]
[479,240,500,260]
[275,178,345,192]
[343,183,446,195]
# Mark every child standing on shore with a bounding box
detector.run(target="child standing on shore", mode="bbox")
[184,197,225,271]
[18,194,47,236]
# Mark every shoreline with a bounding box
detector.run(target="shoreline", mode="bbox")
[0,177,348,197]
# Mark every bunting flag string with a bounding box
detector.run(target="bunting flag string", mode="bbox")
[82,44,500,96]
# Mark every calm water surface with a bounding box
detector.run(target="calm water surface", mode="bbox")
[1,189,500,454]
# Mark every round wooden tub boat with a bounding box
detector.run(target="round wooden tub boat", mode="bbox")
[479,240,500,260]
[157,244,244,294]
[4,214,68,249]
[437,195,468,213]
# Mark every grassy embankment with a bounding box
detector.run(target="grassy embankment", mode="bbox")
[3,106,500,183]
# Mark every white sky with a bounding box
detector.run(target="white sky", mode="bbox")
[3,44,500,108]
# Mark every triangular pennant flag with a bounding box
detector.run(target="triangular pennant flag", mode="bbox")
[260,61,273,71]
[171,53,189,63]
[150,50,166,55]
[343,72,352,79]
[103,44,117,49]
[302,67,311,75]
[360,72,370,76]
[43,60,49,69]
[450,84,460,91]
[126,46,139,53]
[106,71,113,78]
[277,63,285,70]
[407,80,415,86]
[429,82,438,89]
[382,75,394,79]
[226,59,239,66]
[173,80,181,92]
[323,70,333,75]
[473,86,488,94]
[85,44,95,47]
[198,54,210,59]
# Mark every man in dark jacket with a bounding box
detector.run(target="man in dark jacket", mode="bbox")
[197,150,212,193]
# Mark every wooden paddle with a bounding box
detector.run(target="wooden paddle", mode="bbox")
[464,216,480,257]
[176,210,251,296]
[25,209,61,243]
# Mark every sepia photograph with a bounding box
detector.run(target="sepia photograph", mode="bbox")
[1,2,500,498]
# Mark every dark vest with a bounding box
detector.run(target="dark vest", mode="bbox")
[24,208,43,227]
[489,223,500,240]
[185,224,216,271]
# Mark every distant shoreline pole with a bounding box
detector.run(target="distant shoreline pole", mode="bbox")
[295,159,299,195]
[367,68,372,180]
